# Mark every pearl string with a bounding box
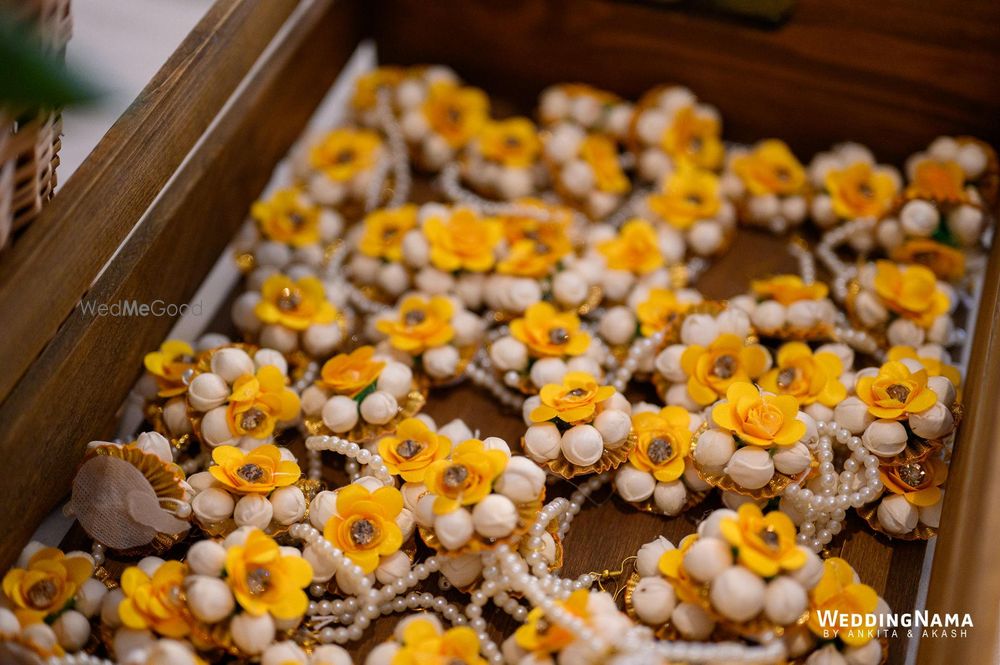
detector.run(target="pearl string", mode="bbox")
[374,89,411,208]
[304,435,393,485]
[788,239,816,283]
[465,355,526,411]
[439,163,555,221]
[603,185,650,229]
[782,420,884,552]
[610,328,666,392]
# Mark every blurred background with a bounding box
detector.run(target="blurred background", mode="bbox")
[60,0,212,178]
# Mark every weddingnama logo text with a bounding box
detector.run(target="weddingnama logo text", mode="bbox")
[815,611,973,641]
[79,299,203,317]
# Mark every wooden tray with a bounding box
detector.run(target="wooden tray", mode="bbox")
[0,2,997,664]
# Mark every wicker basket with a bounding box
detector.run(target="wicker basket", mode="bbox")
[0,0,72,249]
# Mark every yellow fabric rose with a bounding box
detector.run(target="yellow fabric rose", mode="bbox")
[424,440,508,515]
[225,529,313,619]
[880,457,948,507]
[2,548,92,626]
[825,162,897,219]
[319,346,385,397]
[759,342,847,408]
[309,127,381,182]
[679,334,770,406]
[711,381,807,447]
[872,260,950,327]
[376,294,455,355]
[719,503,807,577]
[647,166,721,230]
[906,159,966,203]
[636,288,690,337]
[530,371,616,424]
[209,444,301,495]
[497,238,563,278]
[422,83,490,148]
[225,365,301,439]
[324,484,404,574]
[423,208,503,273]
[751,274,828,306]
[886,346,961,388]
[629,407,690,482]
[254,274,338,331]
[732,139,806,197]
[855,360,938,420]
[510,302,591,358]
[890,238,965,282]
[377,417,452,483]
[118,560,190,638]
[660,105,724,170]
[359,205,418,262]
[143,339,196,398]
[515,589,590,654]
[477,117,541,167]
[580,134,628,194]
[807,558,879,647]
[392,618,486,665]
[597,218,665,275]
[250,187,321,247]
[351,66,405,111]
[499,201,573,250]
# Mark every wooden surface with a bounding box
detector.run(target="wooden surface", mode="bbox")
[373,0,1000,163]
[0,0,365,569]
[3,0,998,663]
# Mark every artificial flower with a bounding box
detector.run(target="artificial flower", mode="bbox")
[377,417,452,483]
[825,162,897,219]
[629,407,691,482]
[358,205,418,262]
[510,302,591,358]
[250,187,321,247]
[751,274,828,305]
[719,503,807,577]
[476,117,541,167]
[226,365,301,439]
[514,589,590,654]
[597,218,665,275]
[376,294,455,355]
[392,618,487,665]
[886,346,961,387]
[424,439,508,515]
[759,342,847,407]
[647,166,721,230]
[118,561,190,638]
[635,288,690,337]
[711,381,806,447]
[580,134,628,194]
[530,371,615,424]
[496,238,564,278]
[254,274,338,331]
[906,159,966,202]
[309,127,382,182]
[732,139,806,197]
[423,208,503,273]
[324,484,404,573]
[422,83,489,148]
[855,360,938,420]
[660,105,724,170]
[319,346,385,397]
[679,334,770,406]
[351,66,405,111]
[872,260,950,327]
[499,201,573,250]
[209,444,301,495]
[2,548,92,626]
[880,457,948,507]
[225,529,313,618]
[807,558,879,647]
[890,238,965,282]
[143,339,196,397]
